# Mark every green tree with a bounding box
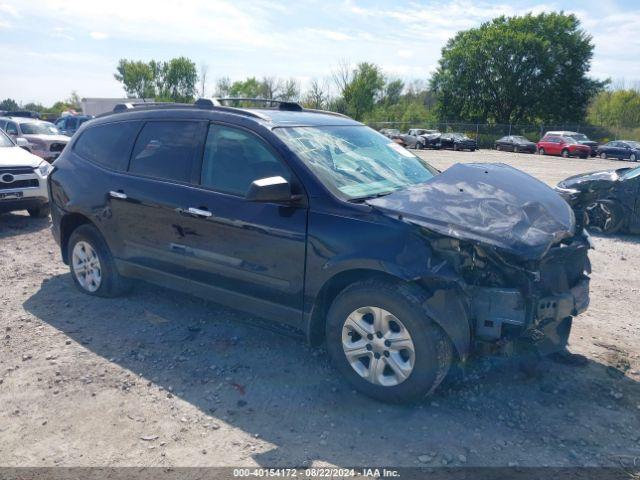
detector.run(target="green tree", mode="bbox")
[588,89,640,127]
[23,102,45,112]
[430,12,605,123]
[0,98,19,111]
[229,77,264,98]
[343,62,385,120]
[114,59,156,98]
[161,57,198,102]
[280,78,300,101]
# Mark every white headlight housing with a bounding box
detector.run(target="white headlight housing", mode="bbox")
[37,160,52,177]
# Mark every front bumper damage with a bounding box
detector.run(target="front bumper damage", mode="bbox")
[472,277,589,355]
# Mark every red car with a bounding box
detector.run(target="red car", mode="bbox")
[537,135,591,159]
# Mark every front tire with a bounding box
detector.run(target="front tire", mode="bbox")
[27,203,50,218]
[585,200,624,234]
[561,149,570,158]
[631,153,637,162]
[325,279,453,403]
[68,224,131,297]
[600,152,607,159]
[538,147,545,155]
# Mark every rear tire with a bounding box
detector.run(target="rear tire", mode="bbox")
[496,145,501,151]
[631,153,637,162]
[27,203,50,218]
[68,224,131,297]
[415,142,423,150]
[514,146,520,153]
[600,152,607,159]
[325,279,453,404]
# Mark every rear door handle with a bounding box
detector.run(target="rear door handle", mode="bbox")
[109,190,127,200]
[187,207,212,218]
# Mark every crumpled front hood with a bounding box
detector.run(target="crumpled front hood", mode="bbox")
[367,163,575,260]
[558,169,629,190]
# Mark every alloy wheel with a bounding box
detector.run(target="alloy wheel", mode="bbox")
[600,152,607,159]
[586,202,614,232]
[72,241,102,292]
[631,154,637,162]
[341,306,416,387]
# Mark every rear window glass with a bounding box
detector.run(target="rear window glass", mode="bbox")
[129,121,202,183]
[74,121,142,171]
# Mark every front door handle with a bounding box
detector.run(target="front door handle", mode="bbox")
[187,207,212,218]
[109,190,127,200]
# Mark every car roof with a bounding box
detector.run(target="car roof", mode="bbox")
[92,100,362,129]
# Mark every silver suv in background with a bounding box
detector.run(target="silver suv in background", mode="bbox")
[0,116,69,162]
[0,128,51,217]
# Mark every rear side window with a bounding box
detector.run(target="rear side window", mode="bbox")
[129,121,202,183]
[75,121,141,171]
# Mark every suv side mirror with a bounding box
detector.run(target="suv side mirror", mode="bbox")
[15,137,29,148]
[246,176,292,203]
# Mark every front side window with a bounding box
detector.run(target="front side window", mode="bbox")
[19,122,59,135]
[75,121,142,171]
[129,121,202,182]
[274,125,437,200]
[201,124,289,196]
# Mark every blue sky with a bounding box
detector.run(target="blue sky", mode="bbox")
[0,0,638,105]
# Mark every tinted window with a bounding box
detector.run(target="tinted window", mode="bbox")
[75,121,142,171]
[201,124,289,196]
[130,121,202,182]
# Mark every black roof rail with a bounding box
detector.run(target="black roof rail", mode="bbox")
[303,108,350,119]
[213,98,303,112]
[106,99,267,120]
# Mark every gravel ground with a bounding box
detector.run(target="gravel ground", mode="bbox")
[0,150,639,468]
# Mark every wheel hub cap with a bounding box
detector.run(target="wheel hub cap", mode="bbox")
[341,306,416,387]
[72,241,102,292]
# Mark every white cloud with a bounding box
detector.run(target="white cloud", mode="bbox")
[0,0,639,104]
[90,31,108,40]
[306,28,353,41]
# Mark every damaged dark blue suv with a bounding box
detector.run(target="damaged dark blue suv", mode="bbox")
[48,99,591,403]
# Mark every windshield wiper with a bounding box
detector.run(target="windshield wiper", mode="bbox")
[349,191,395,203]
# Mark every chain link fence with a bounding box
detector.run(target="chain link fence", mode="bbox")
[367,121,640,149]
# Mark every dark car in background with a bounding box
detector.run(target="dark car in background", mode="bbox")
[55,115,93,137]
[435,132,476,151]
[557,166,640,234]
[597,140,640,161]
[48,98,591,403]
[537,135,590,159]
[494,135,537,153]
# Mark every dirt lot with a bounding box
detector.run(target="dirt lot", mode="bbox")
[0,150,639,468]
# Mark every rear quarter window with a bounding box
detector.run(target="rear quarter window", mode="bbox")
[74,121,142,171]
